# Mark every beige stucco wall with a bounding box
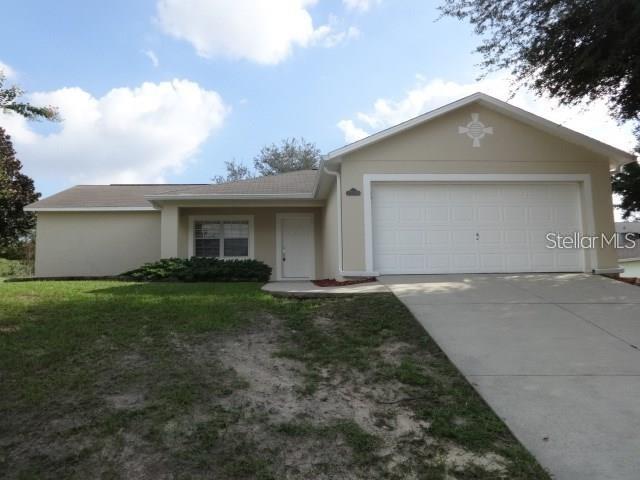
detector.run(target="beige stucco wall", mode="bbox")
[177,207,325,280]
[321,181,339,278]
[34,212,161,277]
[338,104,619,272]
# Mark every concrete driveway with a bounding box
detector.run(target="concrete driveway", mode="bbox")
[380,273,640,480]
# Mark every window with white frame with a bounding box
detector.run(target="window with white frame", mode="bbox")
[193,219,251,258]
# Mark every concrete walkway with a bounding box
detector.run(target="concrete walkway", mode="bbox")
[380,273,640,480]
[262,280,389,297]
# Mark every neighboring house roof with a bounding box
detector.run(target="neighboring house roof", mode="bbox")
[25,170,320,211]
[616,222,640,234]
[618,244,640,261]
[145,170,319,200]
[616,222,640,262]
[326,92,636,169]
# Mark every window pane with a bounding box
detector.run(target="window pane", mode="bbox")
[223,221,249,257]
[194,221,221,257]
[195,221,221,239]
[224,238,249,257]
[195,238,220,257]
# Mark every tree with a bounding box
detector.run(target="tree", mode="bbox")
[440,0,640,218]
[253,137,320,176]
[212,159,254,184]
[1,68,57,254]
[1,73,59,121]
[612,161,640,220]
[0,127,40,250]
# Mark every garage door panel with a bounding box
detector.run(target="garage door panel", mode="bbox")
[452,206,473,222]
[452,230,477,246]
[478,229,501,244]
[398,254,426,271]
[503,206,528,223]
[397,230,424,247]
[505,254,531,271]
[427,254,451,269]
[480,254,505,270]
[426,230,449,245]
[424,186,449,202]
[503,230,528,245]
[398,206,423,222]
[372,182,583,274]
[396,186,426,202]
[532,252,555,269]
[477,206,501,223]
[528,206,554,223]
[557,251,582,268]
[425,207,449,222]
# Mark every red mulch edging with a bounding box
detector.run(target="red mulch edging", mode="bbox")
[617,276,640,286]
[313,277,377,287]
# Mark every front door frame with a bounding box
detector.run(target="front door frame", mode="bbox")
[276,212,316,281]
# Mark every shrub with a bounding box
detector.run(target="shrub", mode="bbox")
[122,257,272,282]
[0,258,32,278]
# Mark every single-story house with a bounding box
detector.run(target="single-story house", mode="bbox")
[25,92,636,280]
[616,222,640,277]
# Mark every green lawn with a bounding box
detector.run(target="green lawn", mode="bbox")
[0,281,549,479]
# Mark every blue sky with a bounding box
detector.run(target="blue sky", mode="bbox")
[0,0,635,197]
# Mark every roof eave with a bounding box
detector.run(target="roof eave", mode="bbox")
[144,193,316,201]
[24,206,158,212]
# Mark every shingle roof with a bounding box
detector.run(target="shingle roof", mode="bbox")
[152,170,318,197]
[25,170,320,210]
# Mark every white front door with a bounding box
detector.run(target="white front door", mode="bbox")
[278,214,315,280]
[372,182,584,274]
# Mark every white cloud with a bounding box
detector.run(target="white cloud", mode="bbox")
[156,0,356,64]
[0,60,16,79]
[343,0,381,12]
[337,74,636,152]
[143,50,160,67]
[337,119,369,143]
[311,17,360,48]
[1,79,229,185]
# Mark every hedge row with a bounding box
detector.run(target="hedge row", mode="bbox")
[122,257,272,282]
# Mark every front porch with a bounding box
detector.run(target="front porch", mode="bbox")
[159,204,327,281]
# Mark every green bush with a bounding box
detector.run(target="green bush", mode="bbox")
[0,258,32,278]
[122,257,272,282]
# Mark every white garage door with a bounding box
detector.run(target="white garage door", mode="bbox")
[372,183,584,274]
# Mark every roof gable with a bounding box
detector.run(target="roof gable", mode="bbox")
[327,93,635,169]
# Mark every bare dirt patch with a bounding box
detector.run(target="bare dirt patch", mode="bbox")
[175,312,511,479]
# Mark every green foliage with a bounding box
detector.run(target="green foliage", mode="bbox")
[123,257,272,282]
[212,159,254,184]
[0,73,59,121]
[213,138,321,183]
[253,137,320,176]
[612,161,640,220]
[0,258,31,277]
[0,128,40,249]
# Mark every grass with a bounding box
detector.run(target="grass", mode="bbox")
[0,280,550,479]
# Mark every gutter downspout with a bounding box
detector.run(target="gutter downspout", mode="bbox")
[323,166,343,276]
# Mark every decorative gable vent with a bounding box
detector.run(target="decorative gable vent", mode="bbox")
[458,113,493,147]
